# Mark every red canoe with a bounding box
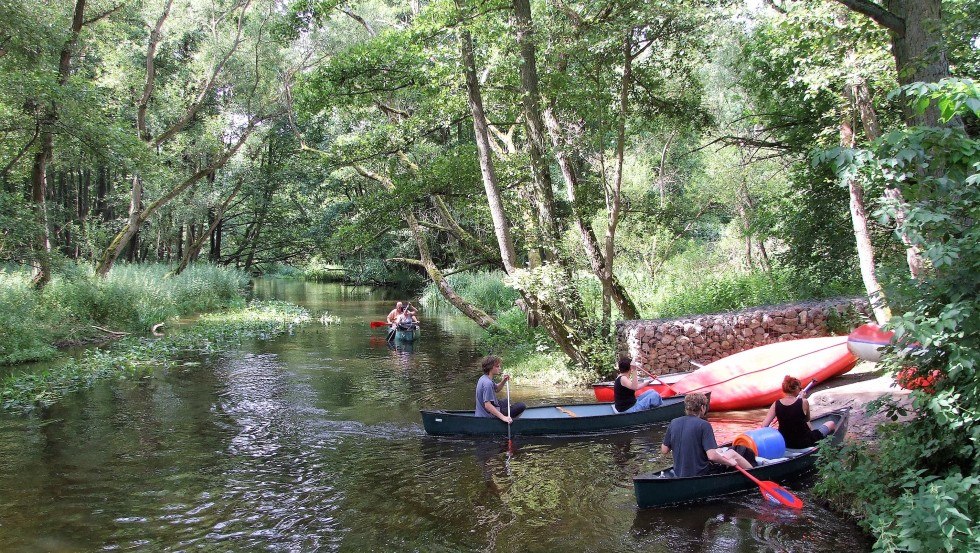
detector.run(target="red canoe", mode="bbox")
[592,371,693,403]
[659,336,858,411]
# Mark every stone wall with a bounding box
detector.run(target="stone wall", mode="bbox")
[616,298,870,375]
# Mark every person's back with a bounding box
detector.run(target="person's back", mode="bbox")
[775,398,815,448]
[663,415,716,477]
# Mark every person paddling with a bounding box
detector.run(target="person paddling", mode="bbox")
[475,355,525,422]
[760,376,837,449]
[613,356,663,413]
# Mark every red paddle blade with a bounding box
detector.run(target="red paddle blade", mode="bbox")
[759,481,804,509]
[369,321,387,328]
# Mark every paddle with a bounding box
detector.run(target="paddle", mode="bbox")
[638,367,679,396]
[798,379,817,398]
[369,320,388,328]
[733,465,804,509]
[505,380,515,454]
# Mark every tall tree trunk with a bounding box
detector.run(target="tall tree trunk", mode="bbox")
[458,11,597,370]
[458,25,518,273]
[29,0,86,288]
[512,2,639,320]
[843,80,891,323]
[511,0,559,256]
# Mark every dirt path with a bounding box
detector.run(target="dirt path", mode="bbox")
[807,361,914,441]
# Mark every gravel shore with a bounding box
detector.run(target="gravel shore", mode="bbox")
[808,361,915,441]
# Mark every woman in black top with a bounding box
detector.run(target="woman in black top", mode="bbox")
[761,376,837,448]
[613,357,663,413]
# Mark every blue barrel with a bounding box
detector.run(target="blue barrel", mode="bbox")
[733,427,786,459]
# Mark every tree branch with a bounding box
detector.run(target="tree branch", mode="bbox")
[832,0,904,35]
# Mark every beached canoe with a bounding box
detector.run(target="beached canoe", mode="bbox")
[847,323,894,362]
[420,395,689,436]
[661,336,858,411]
[592,371,693,402]
[633,408,850,508]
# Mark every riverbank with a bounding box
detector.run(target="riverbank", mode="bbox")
[0,263,249,366]
[807,361,913,441]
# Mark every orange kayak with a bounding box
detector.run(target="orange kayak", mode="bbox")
[661,336,858,411]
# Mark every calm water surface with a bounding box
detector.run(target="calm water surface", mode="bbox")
[0,279,870,552]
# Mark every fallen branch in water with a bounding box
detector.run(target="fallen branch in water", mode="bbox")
[92,325,129,336]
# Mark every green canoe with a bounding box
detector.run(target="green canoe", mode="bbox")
[420,395,688,436]
[633,408,850,508]
[394,327,418,342]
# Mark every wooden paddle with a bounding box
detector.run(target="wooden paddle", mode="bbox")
[555,406,578,418]
[734,465,804,509]
[638,368,679,396]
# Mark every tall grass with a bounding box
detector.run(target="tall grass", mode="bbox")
[621,245,862,319]
[0,263,249,365]
[420,271,519,314]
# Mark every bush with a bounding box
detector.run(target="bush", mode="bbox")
[813,79,980,552]
[302,256,346,282]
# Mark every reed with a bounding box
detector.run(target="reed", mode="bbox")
[0,262,250,365]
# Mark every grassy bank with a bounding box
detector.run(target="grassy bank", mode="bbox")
[0,263,250,366]
[0,300,312,413]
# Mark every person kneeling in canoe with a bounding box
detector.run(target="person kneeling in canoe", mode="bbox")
[613,356,663,413]
[661,392,753,477]
[475,355,526,423]
[760,376,837,449]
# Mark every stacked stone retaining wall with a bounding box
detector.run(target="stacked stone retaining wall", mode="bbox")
[616,298,870,375]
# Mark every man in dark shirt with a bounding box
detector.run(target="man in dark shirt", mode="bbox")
[661,392,752,477]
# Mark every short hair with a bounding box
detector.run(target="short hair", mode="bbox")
[684,392,709,416]
[617,356,632,373]
[782,375,802,395]
[480,355,501,374]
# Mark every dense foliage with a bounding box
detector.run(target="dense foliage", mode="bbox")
[815,81,980,552]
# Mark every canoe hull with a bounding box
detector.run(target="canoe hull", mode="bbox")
[421,396,688,436]
[633,409,850,508]
[847,323,894,362]
[592,371,693,402]
[394,328,418,342]
[663,337,857,411]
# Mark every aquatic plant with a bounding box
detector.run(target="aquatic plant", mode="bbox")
[0,300,311,413]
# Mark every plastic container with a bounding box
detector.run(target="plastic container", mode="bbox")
[732,427,786,459]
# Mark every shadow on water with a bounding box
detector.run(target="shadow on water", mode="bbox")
[0,279,870,552]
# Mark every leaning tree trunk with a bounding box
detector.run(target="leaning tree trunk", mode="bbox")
[835,0,956,278]
[841,103,889,324]
[457,14,596,371]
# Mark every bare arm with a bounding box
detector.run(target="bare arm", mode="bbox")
[484,401,512,423]
[761,402,777,427]
[493,374,511,392]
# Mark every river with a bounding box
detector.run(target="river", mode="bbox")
[0,279,870,552]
